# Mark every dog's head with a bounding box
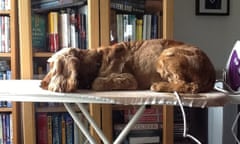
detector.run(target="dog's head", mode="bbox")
[40,48,103,91]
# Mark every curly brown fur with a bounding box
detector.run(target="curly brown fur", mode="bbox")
[41,39,216,93]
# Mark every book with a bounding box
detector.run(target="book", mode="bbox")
[2,114,6,144]
[0,114,2,144]
[36,113,48,144]
[127,129,161,144]
[116,14,123,42]
[65,113,74,144]
[32,13,47,52]
[77,5,87,49]
[59,10,69,49]
[9,113,12,144]
[52,114,61,144]
[114,123,162,131]
[5,114,10,144]
[123,14,129,41]
[61,115,66,144]
[70,9,77,48]
[4,16,10,53]
[111,0,145,13]
[47,115,53,144]
[128,15,136,41]
[48,12,59,52]
[136,19,143,40]
[151,14,158,39]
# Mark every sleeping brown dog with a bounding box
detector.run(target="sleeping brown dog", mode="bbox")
[40,39,216,93]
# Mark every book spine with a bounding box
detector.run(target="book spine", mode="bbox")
[77,5,88,49]
[9,114,12,144]
[151,14,158,39]
[114,123,161,131]
[65,113,74,144]
[5,16,9,53]
[116,14,123,42]
[1,16,5,53]
[59,11,69,49]
[146,14,152,40]
[47,115,53,144]
[123,14,129,42]
[70,10,76,48]
[0,114,2,144]
[36,113,48,144]
[53,114,62,144]
[111,0,145,13]
[48,12,59,52]
[61,115,66,144]
[32,14,47,52]
[5,114,10,144]
[2,114,6,144]
[136,19,143,40]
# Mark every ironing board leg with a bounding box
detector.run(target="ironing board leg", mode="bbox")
[64,103,97,144]
[113,105,146,144]
[76,103,110,144]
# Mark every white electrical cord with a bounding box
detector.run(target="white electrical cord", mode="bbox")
[174,91,202,144]
[231,111,240,144]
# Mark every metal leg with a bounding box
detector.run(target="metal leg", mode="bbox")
[65,103,146,144]
[113,105,146,144]
[64,103,97,144]
[76,103,110,144]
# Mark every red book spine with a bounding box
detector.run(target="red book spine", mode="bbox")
[48,33,59,52]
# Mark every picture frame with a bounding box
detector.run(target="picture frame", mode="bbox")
[196,0,230,15]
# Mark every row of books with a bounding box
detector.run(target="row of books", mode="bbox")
[113,107,163,143]
[36,112,88,144]
[0,0,10,10]
[113,106,195,144]
[0,113,12,144]
[111,13,161,43]
[110,0,145,13]
[114,126,162,144]
[0,16,10,53]
[114,107,163,123]
[32,5,88,53]
[31,0,86,10]
[0,60,11,80]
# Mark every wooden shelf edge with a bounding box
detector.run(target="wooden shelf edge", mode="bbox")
[0,10,10,15]
[0,107,12,112]
[0,53,11,57]
[33,52,53,58]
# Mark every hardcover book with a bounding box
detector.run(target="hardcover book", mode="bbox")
[32,14,47,52]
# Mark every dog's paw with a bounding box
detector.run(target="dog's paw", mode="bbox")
[47,75,77,92]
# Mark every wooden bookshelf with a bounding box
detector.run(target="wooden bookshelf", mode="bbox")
[0,0,20,144]
[18,0,101,144]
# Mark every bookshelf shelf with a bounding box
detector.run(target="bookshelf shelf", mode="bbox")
[0,107,12,112]
[33,52,53,58]
[36,105,80,113]
[0,53,11,57]
[0,10,10,15]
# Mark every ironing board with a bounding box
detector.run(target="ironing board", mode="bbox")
[0,80,228,144]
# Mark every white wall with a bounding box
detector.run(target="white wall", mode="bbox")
[174,0,239,144]
[174,0,240,73]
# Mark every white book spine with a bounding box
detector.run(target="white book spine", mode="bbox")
[59,13,69,49]
[70,11,76,48]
